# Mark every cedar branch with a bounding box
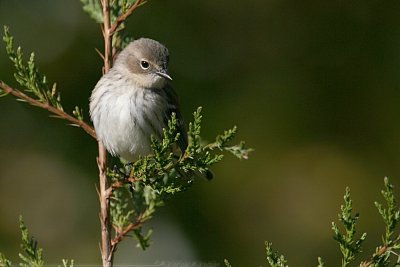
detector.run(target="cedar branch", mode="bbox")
[98,0,147,265]
[0,80,96,139]
[108,0,146,36]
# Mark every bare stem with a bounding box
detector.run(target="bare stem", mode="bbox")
[98,0,112,266]
[108,0,145,36]
[110,214,145,255]
[97,141,112,267]
[97,1,146,265]
[101,0,113,73]
[0,2,146,266]
[0,81,96,139]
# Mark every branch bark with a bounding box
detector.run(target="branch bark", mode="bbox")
[98,0,112,266]
[0,2,146,266]
[98,1,145,265]
[110,214,145,256]
[108,0,145,36]
[0,81,96,139]
[98,141,111,266]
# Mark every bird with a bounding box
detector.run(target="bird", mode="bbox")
[89,38,188,164]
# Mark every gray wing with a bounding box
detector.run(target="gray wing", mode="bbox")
[164,84,188,153]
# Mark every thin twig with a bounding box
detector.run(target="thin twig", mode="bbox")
[98,0,113,266]
[359,245,389,267]
[97,142,111,267]
[0,81,96,139]
[110,213,145,255]
[109,219,143,261]
[95,47,105,61]
[359,236,400,267]
[97,1,146,266]
[108,0,146,36]
[113,176,143,187]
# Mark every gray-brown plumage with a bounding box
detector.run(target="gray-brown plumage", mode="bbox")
[89,38,187,162]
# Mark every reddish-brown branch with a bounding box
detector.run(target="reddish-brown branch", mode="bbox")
[0,81,97,139]
[1,3,146,266]
[108,0,145,36]
[111,214,145,249]
[95,47,105,62]
[112,176,142,188]
[98,1,146,266]
[99,0,112,266]
[109,216,144,258]
[98,141,112,266]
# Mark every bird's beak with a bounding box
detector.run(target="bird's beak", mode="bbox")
[156,70,173,81]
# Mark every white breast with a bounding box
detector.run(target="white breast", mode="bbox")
[90,70,167,162]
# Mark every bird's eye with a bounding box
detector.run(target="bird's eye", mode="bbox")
[140,60,150,70]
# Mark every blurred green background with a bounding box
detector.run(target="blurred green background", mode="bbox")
[1,0,400,266]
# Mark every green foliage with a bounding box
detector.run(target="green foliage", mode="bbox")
[81,0,145,24]
[110,0,145,24]
[72,106,84,121]
[265,242,288,267]
[0,216,74,267]
[0,88,5,97]
[80,0,103,23]
[375,177,400,245]
[133,227,153,250]
[2,26,84,121]
[0,253,12,267]
[81,0,145,51]
[317,257,325,267]
[212,126,252,159]
[109,184,154,250]
[3,26,61,108]
[112,27,133,53]
[18,216,44,267]
[184,107,252,172]
[224,259,232,267]
[110,187,136,230]
[332,187,367,267]
[226,178,400,267]
[365,177,400,266]
[1,1,252,264]
[110,107,250,196]
[108,107,251,249]
[60,259,74,267]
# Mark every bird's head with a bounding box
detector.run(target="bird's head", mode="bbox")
[114,38,172,89]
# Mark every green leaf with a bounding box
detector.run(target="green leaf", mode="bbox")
[377,177,400,244]
[0,253,12,267]
[107,106,251,250]
[134,227,152,250]
[18,216,44,267]
[224,141,253,160]
[265,242,289,267]
[224,259,232,267]
[110,187,135,230]
[81,0,146,52]
[60,259,74,267]
[216,126,237,148]
[332,187,366,267]
[80,0,103,23]
[317,257,325,267]
[2,26,63,110]
[72,106,84,121]
[0,89,9,97]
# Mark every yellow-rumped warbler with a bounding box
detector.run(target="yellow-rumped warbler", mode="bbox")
[89,38,188,162]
